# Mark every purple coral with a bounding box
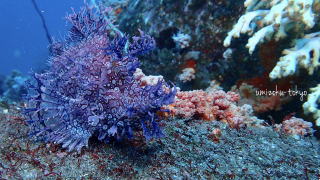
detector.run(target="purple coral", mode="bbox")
[24,6,176,152]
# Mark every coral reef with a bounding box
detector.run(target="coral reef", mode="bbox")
[1,107,319,179]
[234,83,291,114]
[303,84,320,126]
[275,116,314,139]
[224,0,320,125]
[114,0,245,89]
[270,32,320,79]
[24,6,176,152]
[165,88,264,128]
[172,32,191,49]
[133,68,164,86]
[2,1,319,179]
[178,67,196,83]
[224,0,318,54]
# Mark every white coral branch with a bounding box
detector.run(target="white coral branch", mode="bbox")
[224,0,317,53]
[303,85,320,126]
[269,33,320,79]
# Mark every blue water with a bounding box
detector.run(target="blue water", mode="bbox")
[0,0,83,75]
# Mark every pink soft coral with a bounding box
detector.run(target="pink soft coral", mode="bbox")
[165,89,264,128]
[275,117,313,139]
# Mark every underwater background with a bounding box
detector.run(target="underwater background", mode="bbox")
[0,0,82,75]
[0,0,320,179]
